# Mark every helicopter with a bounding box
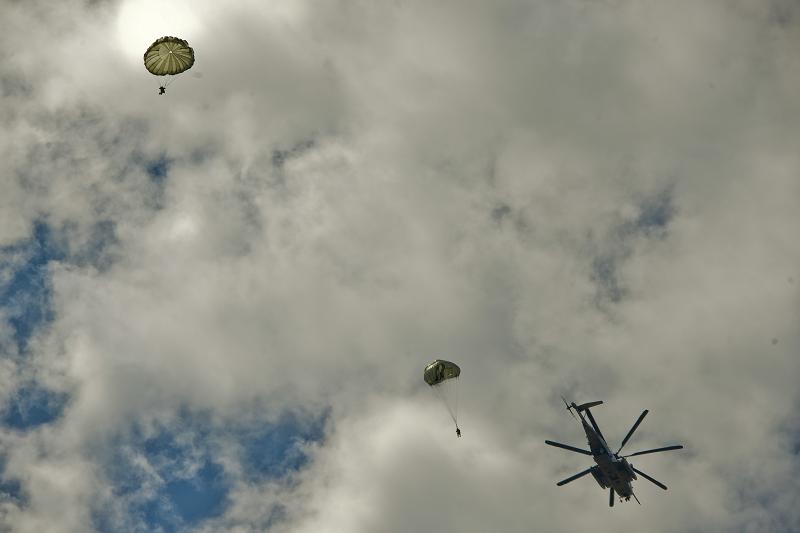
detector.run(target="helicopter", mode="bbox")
[545,398,683,507]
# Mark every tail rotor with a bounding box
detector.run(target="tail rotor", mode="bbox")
[561,396,578,421]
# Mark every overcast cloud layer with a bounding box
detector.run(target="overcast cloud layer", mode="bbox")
[1,0,799,531]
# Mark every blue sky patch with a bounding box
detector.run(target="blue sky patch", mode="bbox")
[0,455,25,506]
[589,187,676,305]
[144,154,171,185]
[238,409,328,482]
[634,188,674,236]
[1,218,120,354]
[0,219,119,431]
[96,408,327,531]
[100,415,229,532]
[0,221,64,353]
[2,382,68,430]
[163,460,228,525]
[130,459,228,533]
[129,152,172,211]
[0,476,23,506]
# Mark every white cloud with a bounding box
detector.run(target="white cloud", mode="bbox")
[1,0,798,531]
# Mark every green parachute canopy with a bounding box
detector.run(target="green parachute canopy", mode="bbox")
[424,359,461,428]
[144,36,195,76]
[424,359,461,386]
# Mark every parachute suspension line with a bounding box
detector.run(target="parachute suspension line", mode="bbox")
[449,378,459,426]
[430,386,446,423]
[454,376,460,430]
[432,379,458,427]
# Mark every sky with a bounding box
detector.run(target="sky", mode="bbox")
[1,0,799,531]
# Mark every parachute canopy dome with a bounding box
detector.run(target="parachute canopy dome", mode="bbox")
[424,359,460,386]
[144,36,194,76]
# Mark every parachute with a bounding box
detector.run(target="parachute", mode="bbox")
[144,36,194,92]
[424,359,461,430]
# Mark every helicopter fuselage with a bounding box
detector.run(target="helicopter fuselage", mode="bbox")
[579,409,637,501]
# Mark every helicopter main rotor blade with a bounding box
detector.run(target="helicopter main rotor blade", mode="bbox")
[631,466,667,490]
[545,440,593,456]
[556,467,594,486]
[632,491,641,505]
[609,488,615,507]
[624,445,683,457]
[617,409,648,454]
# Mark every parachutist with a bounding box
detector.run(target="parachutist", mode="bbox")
[144,37,194,94]
[423,359,461,436]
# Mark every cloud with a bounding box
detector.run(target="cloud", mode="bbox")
[0,0,798,531]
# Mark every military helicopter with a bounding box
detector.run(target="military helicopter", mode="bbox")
[545,398,683,507]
